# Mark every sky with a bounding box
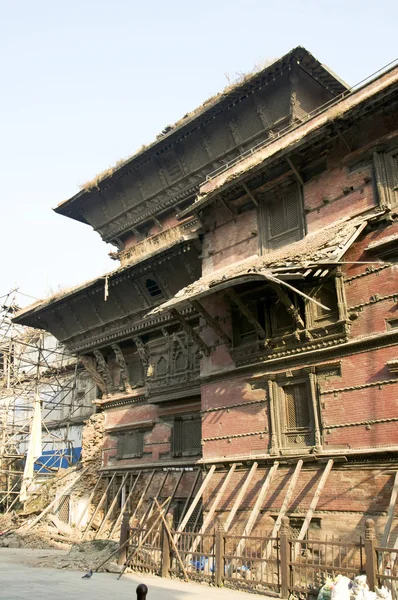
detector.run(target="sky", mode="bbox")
[1,0,397,308]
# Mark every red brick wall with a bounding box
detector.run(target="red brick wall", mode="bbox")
[202,203,258,276]
[203,465,398,538]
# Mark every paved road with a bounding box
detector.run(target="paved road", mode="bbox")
[0,548,266,600]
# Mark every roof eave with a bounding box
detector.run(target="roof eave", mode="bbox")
[54,47,348,221]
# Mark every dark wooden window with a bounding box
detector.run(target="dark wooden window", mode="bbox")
[117,430,144,459]
[146,278,163,298]
[0,353,4,378]
[259,183,304,251]
[232,286,298,346]
[308,281,339,327]
[175,351,186,372]
[281,382,314,448]
[127,355,144,387]
[233,298,264,345]
[171,415,202,457]
[156,356,168,377]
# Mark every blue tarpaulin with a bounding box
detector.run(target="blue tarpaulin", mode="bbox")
[33,447,82,472]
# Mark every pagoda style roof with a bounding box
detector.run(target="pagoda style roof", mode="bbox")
[54,47,348,225]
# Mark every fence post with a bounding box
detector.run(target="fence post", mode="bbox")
[161,513,173,578]
[365,518,377,591]
[118,511,130,566]
[215,517,225,587]
[280,516,290,599]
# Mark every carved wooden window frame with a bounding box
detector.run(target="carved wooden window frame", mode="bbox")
[268,371,322,456]
[373,148,398,208]
[116,429,145,459]
[171,414,202,458]
[258,181,306,254]
[304,274,347,329]
[231,285,302,346]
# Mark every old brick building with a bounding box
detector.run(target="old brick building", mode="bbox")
[15,47,398,539]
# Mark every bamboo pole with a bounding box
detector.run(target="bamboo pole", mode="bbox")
[174,465,216,543]
[96,473,129,538]
[187,464,236,558]
[109,471,141,539]
[82,473,116,540]
[75,475,103,528]
[225,462,258,532]
[235,462,278,556]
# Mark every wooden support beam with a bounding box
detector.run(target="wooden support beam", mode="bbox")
[74,475,104,529]
[21,468,88,533]
[109,471,142,539]
[187,464,237,559]
[174,465,216,542]
[235,462,279,556]
[263,272,330,312]
[225,462,258,532]
[334,124,352,152]
[225,289,266,339]
[295,459,333,552]
[154,498,190,582]
[286,157,304,186]
[191,300,231,346]
[381,471,398,549]
[130,470,156,524]
[170,309,211,357]
[140,471,169,527]
[267,282,305,329]
[117,498,171,581]
[264,460,303,559]
[152,469,185,547]
[177,469,201,530]
[241,182,259,206]
[83,473,116,540]
[97,473,129,538]
[153,216,163,230]
[220,196,235,217]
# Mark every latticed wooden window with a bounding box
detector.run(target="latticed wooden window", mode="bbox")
[260,183,304,251]
[281,382,314,448]
[117,430,144,459]
[171,415,202,457]
[57,495,70,524]
[373,150,398,208]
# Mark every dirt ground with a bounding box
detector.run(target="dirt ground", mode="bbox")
[0,547,273,600]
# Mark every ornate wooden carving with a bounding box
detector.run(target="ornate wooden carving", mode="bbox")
[111,343,132,393]
[169,309,211,357]
[225,289,266,339]
[133,336,149,368]
[80,355,108,396]
[267,282,305,330]
[93,349,115,393]
[85,293,105,324]
[191,300,231,347]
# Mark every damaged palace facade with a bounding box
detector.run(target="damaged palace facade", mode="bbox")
[15,48,398,538]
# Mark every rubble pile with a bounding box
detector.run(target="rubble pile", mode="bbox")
[33,539,120,572]
[0,413,106,550]
[318,575,392,600]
